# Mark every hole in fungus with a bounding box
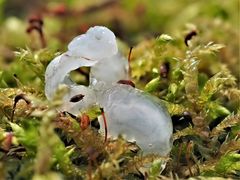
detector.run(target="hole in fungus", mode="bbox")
[70,67,90,86]
[70,94,85,102]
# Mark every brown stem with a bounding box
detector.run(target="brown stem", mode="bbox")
[186,141,193,177]
[27,25,46,48]
[87,158,93,180]
[128,46,133,78]
[100,108,108,143]
[176,142,183,169]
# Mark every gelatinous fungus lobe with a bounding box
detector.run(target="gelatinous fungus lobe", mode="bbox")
[45,26,173,156]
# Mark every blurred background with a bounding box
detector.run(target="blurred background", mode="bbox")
[0,0,239,86]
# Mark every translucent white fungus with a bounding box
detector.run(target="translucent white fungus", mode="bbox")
[45,53,97,100]
[45,26,128,114]
[97,84,173,156]
[67,26,118,60]
[45,26,173,156]
[59,85,97,115]
[90,52,129,87]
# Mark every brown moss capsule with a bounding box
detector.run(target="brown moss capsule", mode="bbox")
[80,113,90,130]
[11,94,31,121]
[28,14,43,25]
[14,94,30,105]
[2,132,13,151]
[184,30,197,47]
[117,80,135,88]
[26,14,46,48]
